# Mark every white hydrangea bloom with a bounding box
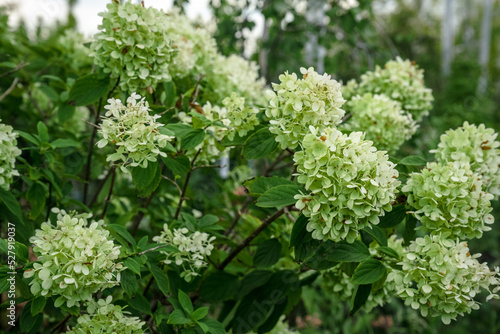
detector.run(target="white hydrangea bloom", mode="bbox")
[403,161,494,239]
[24,209,124,308]
[432,121,500,195]
[342,93,417,153]
[387,234,500,324]
[66,296,145,333]
[221,92,260,140]
[294,127,400,243]
[0,118,21,190]
[266,67,345,150]
[166,8,218,78]
[153,224,215,282]
[97,92,173,173]
[204,54,266,106]
[91,1,175,92]
[356,57,434,121]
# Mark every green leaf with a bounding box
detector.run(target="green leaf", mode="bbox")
[121,269,138,297]
[0,189,22,218]
[131,161,161,197]
[106,224,136,250]
[20,301,37,332]
[362,226,387,246]
[199,318,226,334]
[377,246,400,259]
[236,270,273,298]
[243,176,295,197]
[168,309,192,325]
[398,155,427,166]
[201,271,240,302]
[304,241,338,270]
[50,138,79,149]
[350,284,372,314]
[242,127,278,159]
[149,264,170,296]
[163,81,177,107]
[31,296,46,316]
[39,84,59,102]
[128,294,152,315]
[378,205,407,228]
[37,121,49,143]
[191,307,209,321]
[178,290,194,315]
[294,239,321,262]
[68,73,110,106]
[14,242,29,263]
[352,259,386,285]
[257,297,288,333]
[26,181,46,220]
[16,130,40,146]
[123,257,142,276]
[404,214,417,246]
[57,103,75,123]
[256,184,302,208]
[289,214,309,248]
[162,155,190,177]
[166,123,205,150]
[325,240,370,262]
[253,239,282,269]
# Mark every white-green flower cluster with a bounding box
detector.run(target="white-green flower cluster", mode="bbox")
[166,9,218,78]
[323,236,403,311]
[204,54,266,106]
[221,93,260,141]
[55,30,92,72]
[153,224,215,282]
[67,296,145,333]
[0,119,21,190]
[266,67,345,149]
[355,57,433,121]
[91,1,174,92]
[342,93,417,153]
[387,234,500,324]
[341,79,359,101]
[97,92,173,173]
[403,162,494,239]
[432,121,500,195]
[179,94,259,164]
[294,127,400,243]
[24,209,123,308]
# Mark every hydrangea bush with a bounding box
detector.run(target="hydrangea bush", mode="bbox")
[2,1,500,332]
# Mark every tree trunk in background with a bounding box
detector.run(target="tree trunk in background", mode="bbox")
[478,0,493,94]
[441,0,454,76]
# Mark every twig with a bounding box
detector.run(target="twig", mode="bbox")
[50,314,71,333]
[88,168,114,207]
[161,175,182,195]
[223,196,252,237]
[284,206,296,222]
[190,74,205,104]
[341,113,352,123]
[83,99,102,204]
[263,150,289,176]
[0,61,29,78]
[193,164,222,170]
[173,149,201,220]
[0,77,19,102]
[158,106,176,116]
[218,206,289,270]
[137,244,169,256]
[100,166,117,219]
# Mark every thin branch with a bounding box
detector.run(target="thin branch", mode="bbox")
[137,244,169,256]
[341,113,352,123]
[192,164,222,170]
[100,166,117,219]
[50,314,71,334]
[263,150,289,176]
[223,196,252,237]
[88,168,114,207]
[218,206,289,270]
[0,77,19,102]
[0,61,29,78]
[190,74,205,104]
[83,98,102,204]
[161,175,182,195]
[174,149,201,220]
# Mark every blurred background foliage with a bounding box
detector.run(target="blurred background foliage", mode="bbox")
[1,0,500,332]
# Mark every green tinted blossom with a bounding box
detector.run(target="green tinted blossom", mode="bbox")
[341,79,359,101]
[356,57,433,121]
[166,9,217,78]
[204,54,266,106]
[97,93,173,173]
[294,127,400,243]
[387,234,500,324]
[24,209,123,308]
[91,1,174,92]
[343,93,417,153]
[403,162,494,239]
[221,93,260,140]
[0,119,21,190]
[153,224,215,282]
[67,296,145,333]
[266,67,345,149]
[432,121,500,195]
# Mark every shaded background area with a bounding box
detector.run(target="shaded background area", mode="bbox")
[1,0,500,332]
